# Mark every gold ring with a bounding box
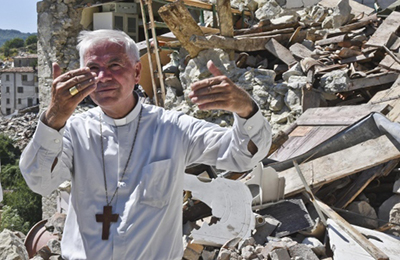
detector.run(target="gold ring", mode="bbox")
[69,86,79,96]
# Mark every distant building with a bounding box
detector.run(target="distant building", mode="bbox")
[0,54,39,115]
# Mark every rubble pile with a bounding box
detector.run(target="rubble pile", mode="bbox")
[0,112,38,151]
[160,0,400,135]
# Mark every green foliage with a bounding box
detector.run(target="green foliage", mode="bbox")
[0,134,20,165]
[3,38,24,49]
[0,205,31,234]
[25,35,37,46]
[0,135,42,234]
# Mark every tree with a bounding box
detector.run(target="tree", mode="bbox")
[0,135,42,234]
[0,134,20,165]
[25,35,37,46]
[3,38,24,49]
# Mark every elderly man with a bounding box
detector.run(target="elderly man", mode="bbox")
[20,29,271,259]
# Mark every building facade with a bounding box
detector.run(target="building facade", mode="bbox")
[0,54,39,115]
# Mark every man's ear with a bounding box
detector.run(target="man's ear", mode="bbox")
[134,62,142,82]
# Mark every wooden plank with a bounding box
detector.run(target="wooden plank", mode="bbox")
[369,74,400,104]
[338,51,375,64]
[264,38,297,66]
[320,206,390,260]
[315,34,347,46]
[334,160,400,209]
[269,125,346,162]
[158,0,206,57]
[278,135,400,197]
[139,50,172,98]
[296,104,390,125]
[348,72,398,91]
[217,0,234,59]
[365,11,400,47]
[379,55,400,72]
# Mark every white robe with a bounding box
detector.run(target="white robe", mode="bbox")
[20,102,271,260]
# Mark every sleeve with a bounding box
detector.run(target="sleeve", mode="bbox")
[183,106,272,172]
[19,113,72,196]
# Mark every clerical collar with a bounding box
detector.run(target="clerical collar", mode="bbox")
[100,102,142,127]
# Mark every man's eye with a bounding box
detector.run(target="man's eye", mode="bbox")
[110,64,122,70]
[89,67,99,72]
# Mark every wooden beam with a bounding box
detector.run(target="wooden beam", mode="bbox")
[217,0,234,59]
[317,200,389,260]
[190,34,275,52]
[278,135,400,197]
[158,0,206,57]
[348,72,398,91]
[365,11,400,48]
[295,103,390,126]
[264,38,297,66]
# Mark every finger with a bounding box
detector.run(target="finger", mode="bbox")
[207,60,223,77]
[52,62,62,81]
[190,76,225,92]
[66,72,97,88]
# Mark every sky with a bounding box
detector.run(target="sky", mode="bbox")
[0,0,40,33]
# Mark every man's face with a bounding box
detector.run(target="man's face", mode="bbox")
[84,41,141,118]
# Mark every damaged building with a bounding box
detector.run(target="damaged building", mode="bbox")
[2,0,400,259]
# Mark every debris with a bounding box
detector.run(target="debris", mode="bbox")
[183,174,255,246]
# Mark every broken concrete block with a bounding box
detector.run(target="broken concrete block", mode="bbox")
[282,63,304,82]
[241,245,257,259]
[0,229,29,260]
[255,0,283,20]
[184,174,255,247]
[346,201,378,229]
[386,202,400,237]
[320,69,350,93]
[302,237,325,257]
[269,248,291,260]
[288,244,319,260]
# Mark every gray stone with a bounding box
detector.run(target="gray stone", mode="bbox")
[0,229,29,260]
[320,69,350,93]
[270,248,291,260]
[387,202,400,237]
[347,201,378,229]
[288,244,319,260]
[301,237,325,256]
[255,0,283,20]
[379,194,400,222]
[282,63,303,82]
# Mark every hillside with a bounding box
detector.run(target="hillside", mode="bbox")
[0,29,37,47]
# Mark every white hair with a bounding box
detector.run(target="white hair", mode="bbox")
[76,30,140,67]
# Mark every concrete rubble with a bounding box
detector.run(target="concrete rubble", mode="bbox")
[2,0,400,259]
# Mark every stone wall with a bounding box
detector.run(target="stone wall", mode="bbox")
[37,0,84,111]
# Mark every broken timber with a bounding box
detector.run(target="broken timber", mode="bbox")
[317,201,389,260]
[158,0,206,57]
[278,135,400,197]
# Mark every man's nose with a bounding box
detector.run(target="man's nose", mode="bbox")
[97,69,112,82]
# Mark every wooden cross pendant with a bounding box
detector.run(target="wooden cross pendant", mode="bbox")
[95,205,119,240]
